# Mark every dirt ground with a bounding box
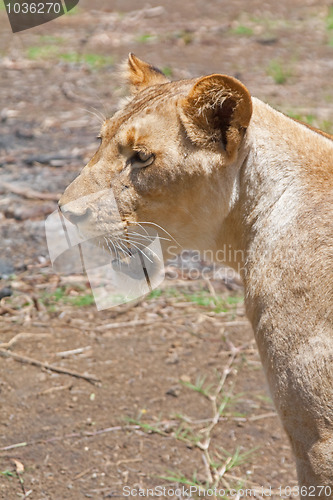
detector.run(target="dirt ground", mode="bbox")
[0,0,333,498]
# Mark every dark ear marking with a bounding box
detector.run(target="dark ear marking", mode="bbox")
[180,74,252,160]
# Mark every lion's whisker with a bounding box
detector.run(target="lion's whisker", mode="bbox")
[117,237,161,263]
[116,239,132,258]
[133,223,150,237]
[90,105,106,123]
[127,230,171,243]
[103,236,119,260]
[135,221,180,247]
[124,241,154,264]
[82,107,106,125]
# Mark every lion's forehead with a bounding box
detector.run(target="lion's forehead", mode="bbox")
[100,80,194,143]
[102,103,180,151]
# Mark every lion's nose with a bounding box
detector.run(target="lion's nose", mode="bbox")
[58,203,91,225]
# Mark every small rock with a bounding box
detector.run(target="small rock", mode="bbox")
[15,128,35,139]
[0,259,14,279]
[143,6,165,17]
[0,287,12,299]
[256,37,278,46]
[166,385,181,397]
[165,352,179,364]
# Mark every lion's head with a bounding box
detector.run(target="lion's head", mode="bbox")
[59,54,252,260]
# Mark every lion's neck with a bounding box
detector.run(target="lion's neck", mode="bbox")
[216,97,333,277]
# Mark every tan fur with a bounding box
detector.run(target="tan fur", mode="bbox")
[59,56,333,496]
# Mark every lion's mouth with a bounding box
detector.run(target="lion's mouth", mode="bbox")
[111,252,150,282]
[100,233,159,285]
[45,206,166,310]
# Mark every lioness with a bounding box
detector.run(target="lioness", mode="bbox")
[59,54,333,496]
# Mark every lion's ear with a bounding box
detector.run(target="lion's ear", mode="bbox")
[180,74,252,159]
[125,53,169,94]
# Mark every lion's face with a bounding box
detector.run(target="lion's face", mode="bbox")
[59,54,252,259]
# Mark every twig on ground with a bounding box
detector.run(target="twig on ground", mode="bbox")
[201,452,213,483]
[0,349,100,384]
[0,303,18,316]
[0,181,60,201]
[38,384,73,396]
[247,411,277,421]
[116,458,142,466]
[55,346,91,357]
[97,314,196,333]
[73,468,93,481]
[96,319,156,331]
[185,344,241,497]
[0,425,141,452]
[0,332,51,349]
[204,277,218,301]
[220,321,249,327]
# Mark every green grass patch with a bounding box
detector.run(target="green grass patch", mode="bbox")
[326,6,333,30]
[267,59,292,84]
[287,111,333,135]
[68,294,95,307]
[135,33,156,43]
[0,470,14,478]
[320,119,333,134]
[125,417,168,437]
[59,52,114,68]
[325,6,333,45]
[178,29,194,45]
[38,35,65,44]
[225,295,244,305]
[26,44,114,68]
[162,66,173,77]
[148,286,243,314]
[27,45,60,59]
[217,446,258,471]
[40,285,94,309]
[230,25,254,36]
[326,5,333,47]
[148,287,180,300]
[185,291,243,313]
[159,471,208,491]
[287,111,315,125]
[187,292,219,308]
[181,374,213,399]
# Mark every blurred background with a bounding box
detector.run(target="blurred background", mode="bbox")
[0,1,332,498]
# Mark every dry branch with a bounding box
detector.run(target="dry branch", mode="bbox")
[0,332,51,349]
[96,319,156,331]
[0,425,141,452]
[0,349,100,384]
[0,181,60,201]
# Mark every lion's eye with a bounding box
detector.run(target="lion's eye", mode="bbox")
[131,151,155,169]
